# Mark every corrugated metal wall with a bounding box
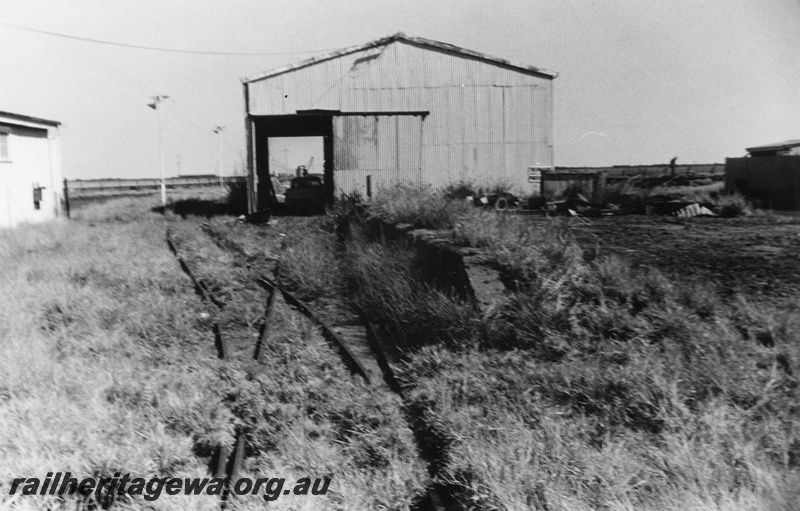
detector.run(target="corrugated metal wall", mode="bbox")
[332,114,424,197]
[247,40,554,196]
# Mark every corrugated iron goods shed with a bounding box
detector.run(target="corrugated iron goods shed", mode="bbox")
[242,33,557,212]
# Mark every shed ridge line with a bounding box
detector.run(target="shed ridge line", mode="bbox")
[242,32,558,84]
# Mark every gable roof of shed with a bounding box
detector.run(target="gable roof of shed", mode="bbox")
[242,32,557,84]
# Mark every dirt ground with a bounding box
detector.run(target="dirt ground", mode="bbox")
[570,213,800,301]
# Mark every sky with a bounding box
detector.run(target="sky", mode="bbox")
[1,0,798,179]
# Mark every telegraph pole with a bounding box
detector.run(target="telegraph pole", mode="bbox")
[147,95,169,207]
[213,126,225,188]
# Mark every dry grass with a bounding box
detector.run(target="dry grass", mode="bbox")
[0,196,228,510]
[341,228,479,351]
[367,183,471,230]
[343,194,800,510]
[0,196,428,510]
[165,215,429,510]
[218,310,428,510]
[275,218,344,301]
[403,344,800,510]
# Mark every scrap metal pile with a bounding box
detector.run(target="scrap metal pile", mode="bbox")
[466,189,720,218]
[463,171,727,217]
[543,193,718,218]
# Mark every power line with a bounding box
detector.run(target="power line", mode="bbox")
[6,5,230,137]
[0,20,335,56]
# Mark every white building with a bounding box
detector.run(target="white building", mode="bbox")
[0,111,63,228]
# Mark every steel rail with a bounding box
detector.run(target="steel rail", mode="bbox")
[253,234,287,361]
[257,275,371,384]
[166,227,229,358]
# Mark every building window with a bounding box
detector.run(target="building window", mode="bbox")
[0,133,8,161]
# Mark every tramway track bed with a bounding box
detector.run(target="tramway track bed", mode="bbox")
[164,214,431,510]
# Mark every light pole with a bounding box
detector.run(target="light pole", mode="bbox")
[147,95,169,207]
[213,126,224,189]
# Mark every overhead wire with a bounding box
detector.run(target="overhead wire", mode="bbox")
[1,5,233,178]
[0,5,336,137]
[0,20,336,56]
[3,3,226,140]
[1,7,338,176]
[2,4,151,98]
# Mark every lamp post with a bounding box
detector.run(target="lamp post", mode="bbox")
[213,126,225,189]
[147,95,169,207]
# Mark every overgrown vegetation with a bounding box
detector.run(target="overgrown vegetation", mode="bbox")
[1,196,428,510]
[342,233,479,351]
[716,192,754,217]
[442,181,477,200]
[274,219,344,301]
[0,196,227,510]
[338,188,800,510]
[5,187,795,510]
[367,183,471,230]
[441,181,515,200]
[214,312,427,510]
[165,214,429,509]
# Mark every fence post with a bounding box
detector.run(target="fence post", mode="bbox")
[62,178,70,219]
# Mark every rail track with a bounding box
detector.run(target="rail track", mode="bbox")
[164,220,454,511]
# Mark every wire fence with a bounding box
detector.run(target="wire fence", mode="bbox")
[66,175,246,197]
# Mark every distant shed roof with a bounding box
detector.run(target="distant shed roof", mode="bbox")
[746,140,800,153]
[243,32,558,84]
[0,110,60,128]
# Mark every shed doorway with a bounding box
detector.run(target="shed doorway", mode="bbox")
[252,115,334,212]
[249,111,425,213]
[267,136,325,209]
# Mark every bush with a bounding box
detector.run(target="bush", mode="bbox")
[717,192,753,217]
[368,183,471,230]
[442,181,477,200]
[486,181,515,196]
[341,227,479,350]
